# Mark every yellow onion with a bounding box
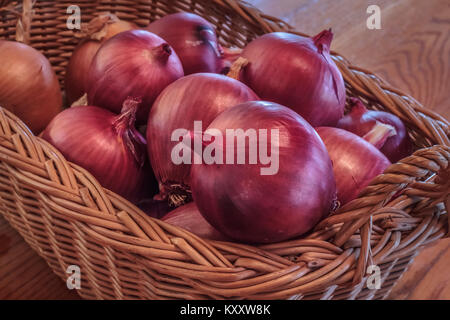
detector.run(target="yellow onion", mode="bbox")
[0,40,62,134]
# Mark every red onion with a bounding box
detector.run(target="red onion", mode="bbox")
[65,13,136,104]
[233,30,346,127]
[316,127,391,205]
[0,40,62,134]
[146,12,230,75]
[190,101,337,244]
[41,97,157,203]
[87,30,184,124]
[336,98,413,163]
[162,202,228,241]
[146,73,258,204]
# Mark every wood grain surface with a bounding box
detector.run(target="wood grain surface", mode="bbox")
[0,216,79,299]
[0,0,449,300]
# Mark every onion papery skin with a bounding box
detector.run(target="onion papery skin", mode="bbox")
[146,73,258,200]
[0,40,62,134]
[87,30,184,124]
[336,98,413,163]
[190,101,337,244]
[316,127,391,206]
[162,202,228,241]
[238,30,346,127]
[65,14,136,105]
[41,100,157,203]
[146,12,226,75]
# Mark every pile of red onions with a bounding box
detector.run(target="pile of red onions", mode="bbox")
[234,30,346,127]
[0,40,62,134]
[316,127,391,205]
[65,13,136,104]
[30,11,414,247]
[190,101,337,243]
[41,97,157,203]
[146,12,234,75]
[87,30,184,123]
[336,98,413,163]
[146,73,258,201]
[162,202,228,241]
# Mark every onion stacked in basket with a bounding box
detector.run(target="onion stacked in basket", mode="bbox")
[0,12,413,244]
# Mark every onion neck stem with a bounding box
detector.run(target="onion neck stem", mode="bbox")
[227,57,249,80]
[349,98,368,115]
[113,97,145,167]
[114,97,141,132]
[71,93,88,107]
[223,47,243,61]
[220,47,243,74]
[363,121,397,149]
[313,28,333,54]
[153,43,172,62]
[79,13,119,41]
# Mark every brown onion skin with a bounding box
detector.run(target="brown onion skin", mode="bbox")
[190,101,337,244]
[97,19,137,40]
[87,30,184,124]
[0,40,62,134]
[146,73,258,196]
[238,31,346,127]
[316,127,391,205]
[146,12,226,75]
[336,99,413,163]
[162,202,229,241]
[65,41,100,104]
[41,102,157,203]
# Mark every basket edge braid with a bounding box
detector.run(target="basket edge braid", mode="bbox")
[0,108,448,299]
[0,0,449,300]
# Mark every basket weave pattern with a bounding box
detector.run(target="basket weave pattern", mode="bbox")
[0,0,449,300]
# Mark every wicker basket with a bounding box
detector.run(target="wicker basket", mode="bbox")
[0,0,449,300]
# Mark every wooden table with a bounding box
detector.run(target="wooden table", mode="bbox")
[1,0,449,300]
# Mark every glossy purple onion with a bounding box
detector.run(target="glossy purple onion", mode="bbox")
[316,127,391,205]
[236,30,346,127]
[87,30,184,124]
[336,98,413,163]
[146,73,258,201]
[190,101,337,244]
[146,12,229,75]
[41,98,157,203]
